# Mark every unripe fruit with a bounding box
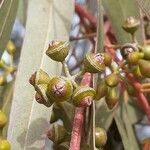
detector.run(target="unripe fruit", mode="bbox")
[84,52,105,73]
[103,52,112,66]
[6,40,16,55]
[138,59,150,78]
[131,65,143,79]
[95,127,107,148]
[35,84,54,107]
[105,87,118,109]
[127,52,141,65]
[122,16,140,34]
[46,76,73,102]
[95,79,108,100]
[105,73,120,87]
[141,45,150,60]
[0,139,11,150]
[47,124,67,144]
[46,41,69,62]
[0,111,7,128]
[72,86,96,107]
[29,69,51,87]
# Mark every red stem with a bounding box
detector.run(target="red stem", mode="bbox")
[69,73,92,150]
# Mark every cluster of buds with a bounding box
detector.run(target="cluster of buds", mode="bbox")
[29,16,150,149]
[0,40,16,86]
[0,111,11,149]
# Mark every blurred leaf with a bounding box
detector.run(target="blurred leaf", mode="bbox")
[7,0,74,149]
[17,0,27,25]
[136,0,150,20]
[0,0,19,53]
[53,102,75,132]
[95,100,114,130]
[102,0,143,44]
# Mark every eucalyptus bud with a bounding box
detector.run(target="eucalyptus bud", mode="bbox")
[122,17,140,34]
[105,73,120,87]
[127,52,143,65]
[35,84,54,107]
[72,86,96,107]
[29,69,51,87]
[105,87,119,109]
[95,79,108,100]
[55,141,70,150]
[6,40,16,55]
[131,65,143,79]
[95,127,107,148]
[138,59,150,78]
[84,52,105,73]
[141,45,150,60]
[47,124,68,144]
[0,139,11,150]
[0,111,7,129]
[103,52,112,66]
[46,41,69,62]
[46,76,73,102]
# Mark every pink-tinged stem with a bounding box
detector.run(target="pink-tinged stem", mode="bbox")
[69,73,92,150]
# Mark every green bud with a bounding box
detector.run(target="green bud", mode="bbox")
[141,45,150,60]
[0,139,11,150]
[103,52,112,66]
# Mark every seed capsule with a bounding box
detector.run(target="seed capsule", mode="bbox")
[95,127,107,148]
[6,40,16,55]
[84,52,105,73]
[46,41,69,62]
[95,79,108,100]
[127,52,142,65]
[103,52,112,66]
[29,69,51,86]
[46,76,73,102]
[131,65,143,79]
[47,124,68,144]
[72,86,96,107]
[0,111,7,129]
[105,73,120,87]
[105,87,118,109]
[122,17,140,34]
[0,139,11,150]
[35,84,54,107]
[141,45,150,60]
[138,59,150,78]
[55,141,70,150]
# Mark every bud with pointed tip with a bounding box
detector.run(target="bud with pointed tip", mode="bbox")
[105,87,119,109]
[46,41,69,62]
[47,124,68,144]
[95,79,108,100]
[84,52,105,73]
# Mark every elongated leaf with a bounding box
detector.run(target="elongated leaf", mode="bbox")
[103,0,143,44]
[7,0,74,149]
[0,0,19,53]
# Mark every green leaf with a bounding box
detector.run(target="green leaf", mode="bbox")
[102,0,143,44]
[95,100,114,130]
[7,0,74,149]
[0,0,19,53]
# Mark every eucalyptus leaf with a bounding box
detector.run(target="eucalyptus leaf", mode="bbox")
[7,0,74,149]
[0,0,19,53]
[102,0,143,44]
